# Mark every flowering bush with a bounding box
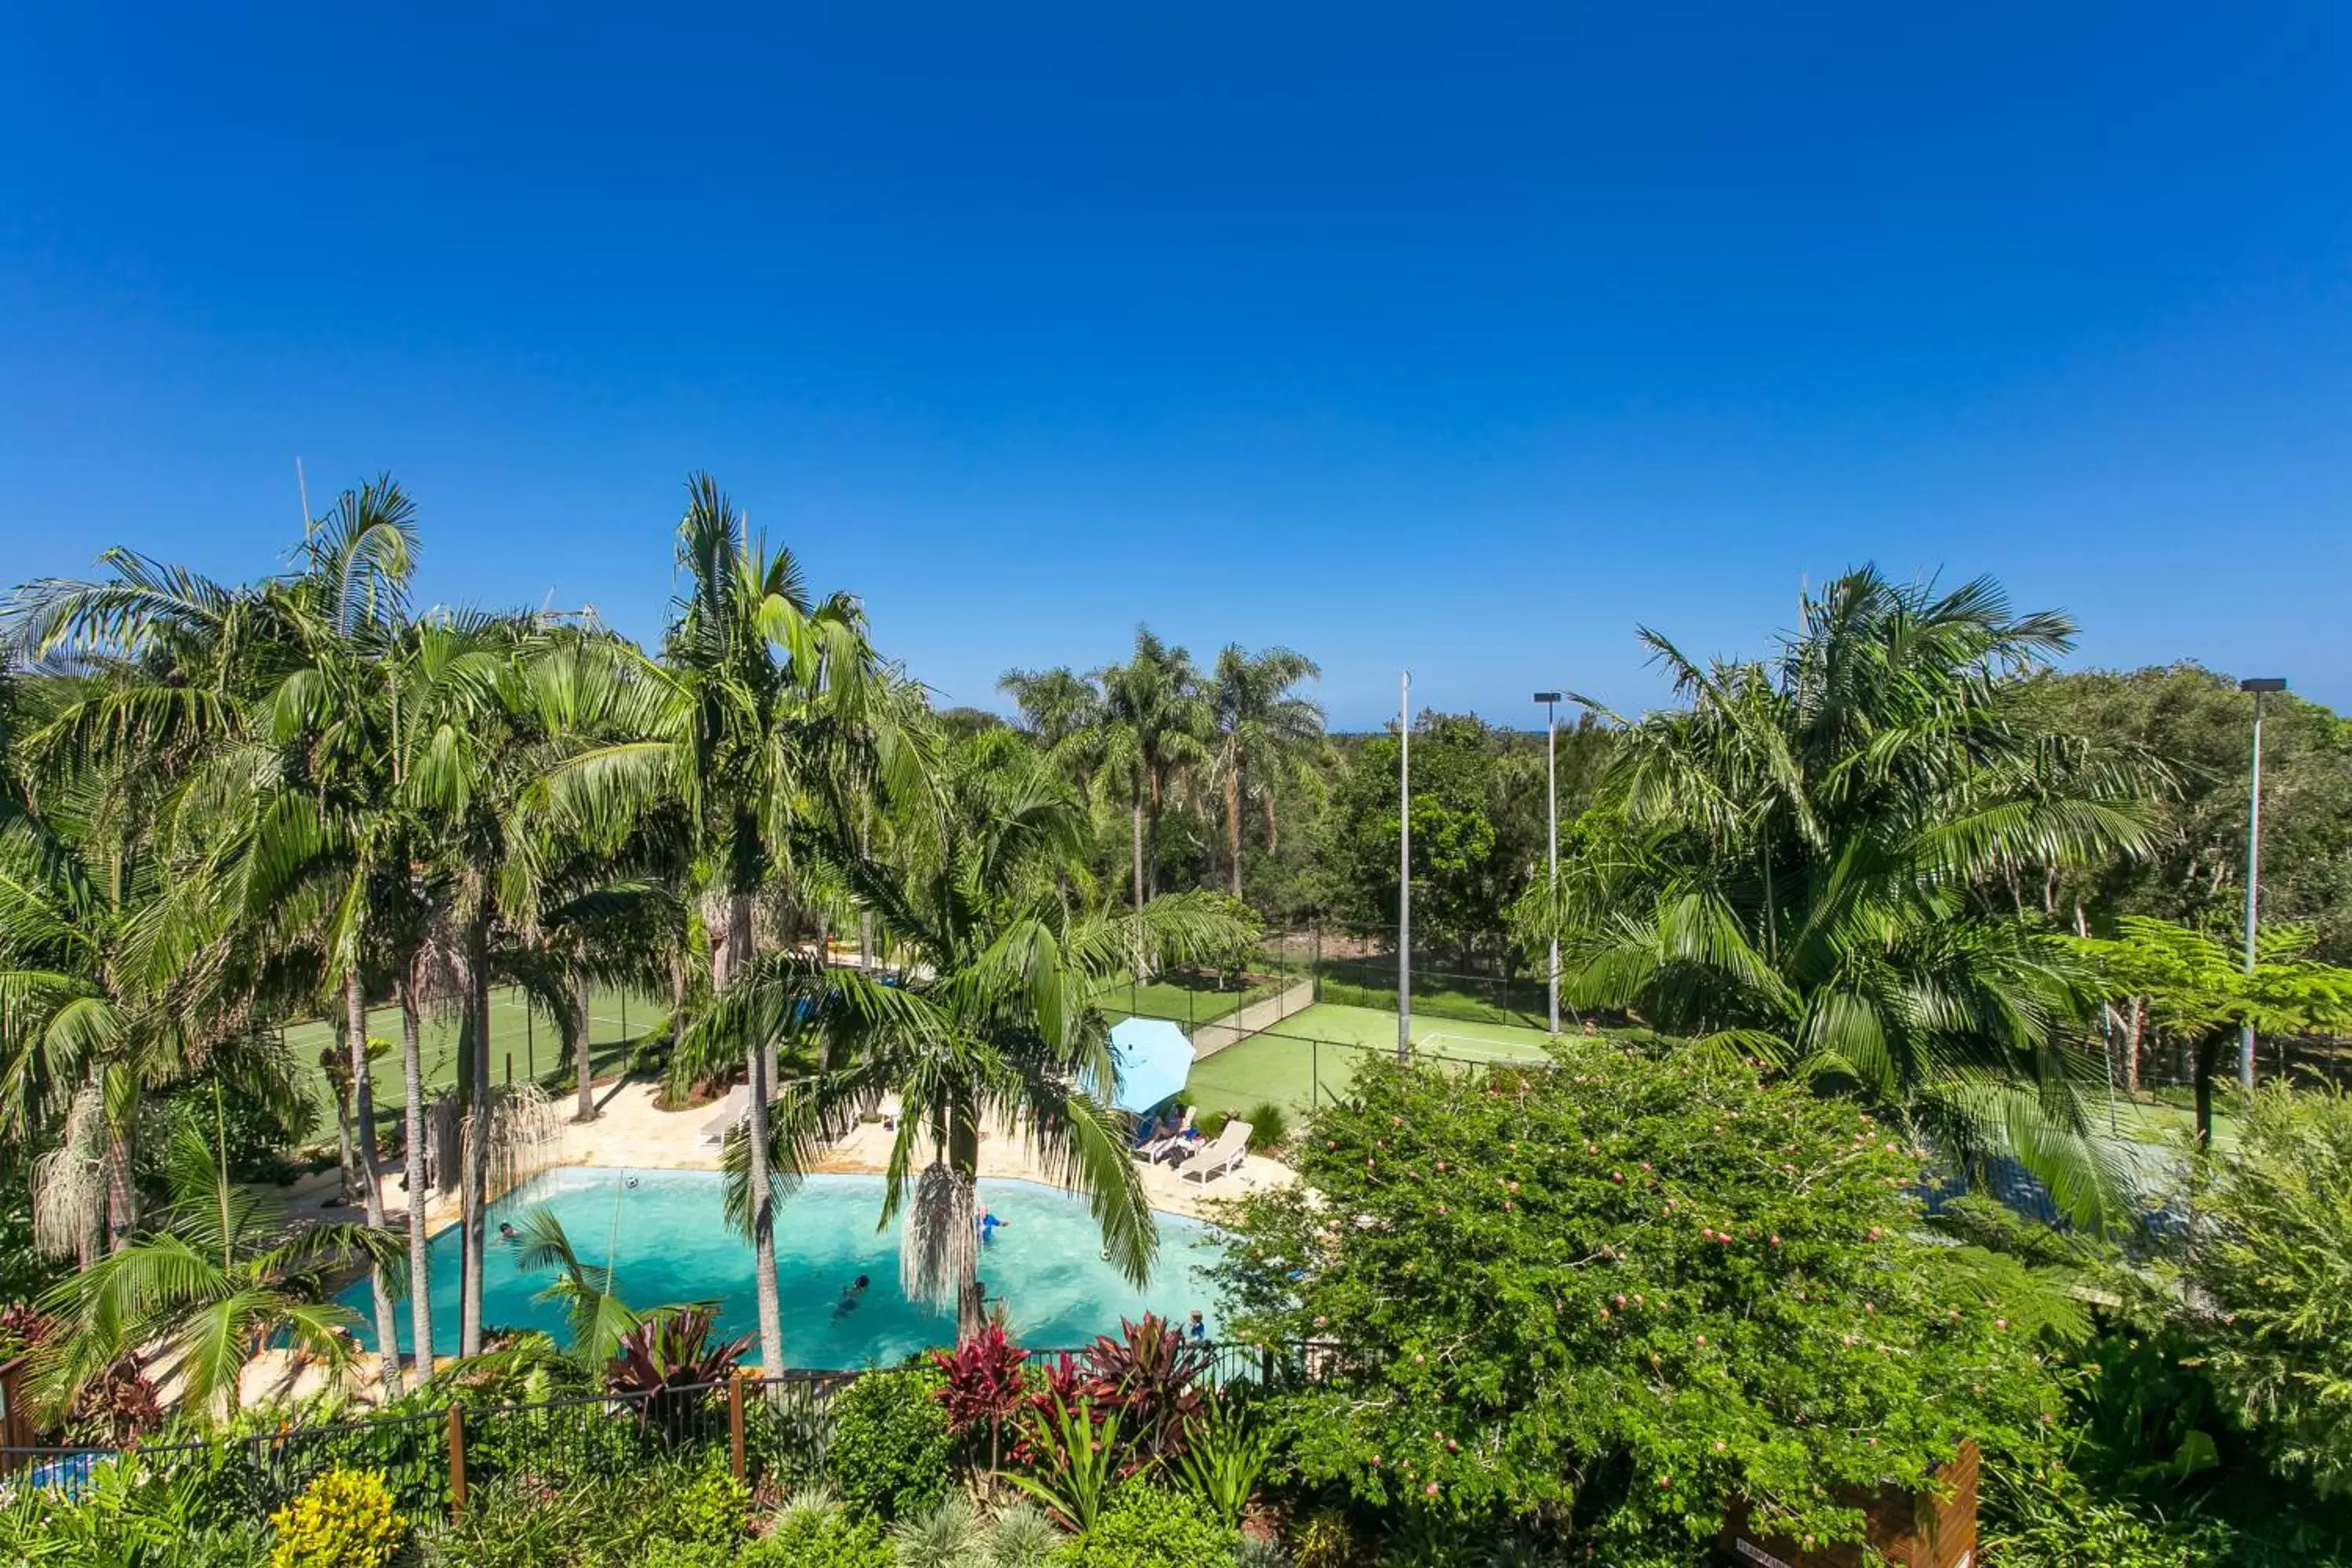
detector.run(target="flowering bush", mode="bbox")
[1214,1041,2056,1560]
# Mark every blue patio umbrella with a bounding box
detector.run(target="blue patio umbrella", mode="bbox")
[1095,1017,1196,1115]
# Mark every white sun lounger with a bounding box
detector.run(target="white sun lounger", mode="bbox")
[697,1083,750,1147]
[1178,1121,1251,1185]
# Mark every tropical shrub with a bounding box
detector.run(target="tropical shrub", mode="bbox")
[0,1453,271,1566]
[1052,1481,1238,1568]
[414,1473,671,1568]
[638,1543,731,1568]
[608,1306,751,1404]
[1035,1314,1207,1468]
[888,1491,986,1568]
[931,1321,1030,1465]
[2175,1084,2352,1497]
[745,1380,837,1485]
[1215,1043,2056,1561]
[1174,1396,1275,1526]
[62,1352,164,1444]
[1286,1508,1357,1568]
[1008,1399,1123,1537]
[825,1367,954,1519]
[267,1466,406,1568]
[1978,1459,2230,1568]
[662,1451,752,1546]
[0,1301,54,1359]
[1241,1102,1289,1152]
[741,1504,895,1568]
[986,1502,1062,1568]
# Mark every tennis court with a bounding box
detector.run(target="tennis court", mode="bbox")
[282,985,667,1137]
[1182,1001,1559,1120]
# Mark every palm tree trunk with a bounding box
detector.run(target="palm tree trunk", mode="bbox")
[330,1077,357,1204]
[1130,799,1146,912]
[103,1131,135,1250]
[1146,774,1163,899]
[1225,762,1244,898]
[572,975,595,1123]
[2124,996,2143,1096]
[345,969,405,1396]
[460,925,491,1356]
[731,890,786,1374]
[399,965,435,1375]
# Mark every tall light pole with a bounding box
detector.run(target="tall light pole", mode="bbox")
[1398,671,1412,1063]
[2239,677,2286,1090]
[1534,691,1563,1036]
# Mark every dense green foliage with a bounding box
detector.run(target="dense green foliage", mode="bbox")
[266,1466,406,1568]
[826,1367,958,1519]
[2022,664,2352,965]
[1051,1482,1237,1568]
[2075,917,2352,1144]
[1522,570,2165,1225]
[11,484,2352,1566]
[1219,1039,2055,1562]
[2178,1087,2352,1498]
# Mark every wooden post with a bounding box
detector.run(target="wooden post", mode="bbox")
[1261,1343,1276,1388]
[0,1355,31,1473]
[446,1402,467,1518]
[728,1370,748,1483]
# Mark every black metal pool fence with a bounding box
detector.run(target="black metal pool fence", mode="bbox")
[0,1340,1307,1517]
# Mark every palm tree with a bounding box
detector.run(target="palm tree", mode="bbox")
[243,478,422,1392]
[392,612,545,1356]
[539,474,906,1376]
[1207,644,1324,898]
[1093,629,1211,911]
[33,1118,397,1416]
[1521,568,2164,1225]
[999,666,1104,775]
[510,1207,647,1366]
[691,730,1258,1339]
[1,548,299,1257]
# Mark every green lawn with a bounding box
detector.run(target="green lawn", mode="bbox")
[281,985,667,1139]
[2104,1092,2240,1152]
[1183,1002,1560,1120]
[1097,970,1286,1029]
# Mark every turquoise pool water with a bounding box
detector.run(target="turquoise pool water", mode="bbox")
[339,1167,1226,1364]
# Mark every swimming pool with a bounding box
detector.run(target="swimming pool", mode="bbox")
[339,1167,1227,1364]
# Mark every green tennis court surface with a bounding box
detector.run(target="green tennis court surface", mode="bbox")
[281,985,666,1137]
[1182,1002,1559,1120]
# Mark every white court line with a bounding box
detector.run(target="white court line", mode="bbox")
[1418,1031,1544,1058]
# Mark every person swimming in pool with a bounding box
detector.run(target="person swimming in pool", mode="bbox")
[978,1211,1007,1245]
[830,1274,873,1317]
[497,1222,519,1243]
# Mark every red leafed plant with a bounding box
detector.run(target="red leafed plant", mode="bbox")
[606,1306,752,1435]
[931,1323,1030,1436]
[66,1354,162,1446]
[1022,1315,1209,1473]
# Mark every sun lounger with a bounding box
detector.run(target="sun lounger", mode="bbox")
[1136,1107,1195,1162]
[697,1083,749,1147]
[1178,1121,1251,1185]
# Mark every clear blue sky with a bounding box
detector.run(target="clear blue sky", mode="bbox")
[4,3,2347,725]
